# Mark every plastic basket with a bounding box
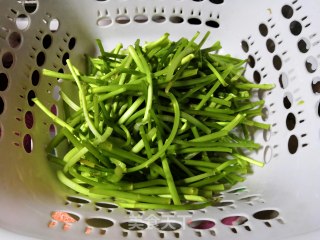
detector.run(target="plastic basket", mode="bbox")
[1,0,320,239]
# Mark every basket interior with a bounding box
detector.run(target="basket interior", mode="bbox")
[1,0,320,239]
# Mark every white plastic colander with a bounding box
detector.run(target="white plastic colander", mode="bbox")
[1,0,320,239]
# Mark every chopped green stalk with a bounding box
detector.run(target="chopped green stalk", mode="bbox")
[181,195,207,202]
[67,60,101,139]
[183,160,220,169]
[69,167,104,186]
[131,186,197,195]
[228,173,245,182]
[195,81,221,110]
[118,103,128,116]
[190,130,228,143]
[235,100,265,112]
[60,91,80,111]
[202,184,225,192]
[112,43,123,54]
[165,62,190,93]
[206,61,228,87]
[98,88,128,102]
[131,128,157,153]
[63,147,82,162]
[136,45,153,124]
[120,124,131,147]
[159,194,207,202]
[181,54,195,65]
[179,82,210,101]
[107,158,126,183]
[42,69,73,80]
[235,83,275,90]
[205,97,232,107]
[117,201,213,211]
[243,119,271,129]
[197,31,211,49]
[126,108,146,125]
[191,126,200,138]
[179,68,198,79]
[166,74,216,87]
[57,170,105,199]
[90,188,171,205]
[96,39,105,54]
[47,155,64,166]
[189,172,227,188]
[215,159,238,172]
[201,41,222,53]
[63,147,88,172]
[92,126,113,145]
[177,147,232,154]
[233,153,265,167]
[118,96,144,125]
[33,98,74,132]
[221,113,246,132]
[194,166,213,173]
[118,56,133,85]
[179,112,210,134]
[127,92,180,172]
[158,138,181,205]
[165,47,194,83]
[91,83,142,94]
[139,126,153,159]
[176,171,216,185]
[93,95,99,130]
[143,33,170,52]
[132,179,168,189]
[183,109,234,121]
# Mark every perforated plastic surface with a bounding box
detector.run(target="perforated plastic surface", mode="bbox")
[1,0,320,239]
